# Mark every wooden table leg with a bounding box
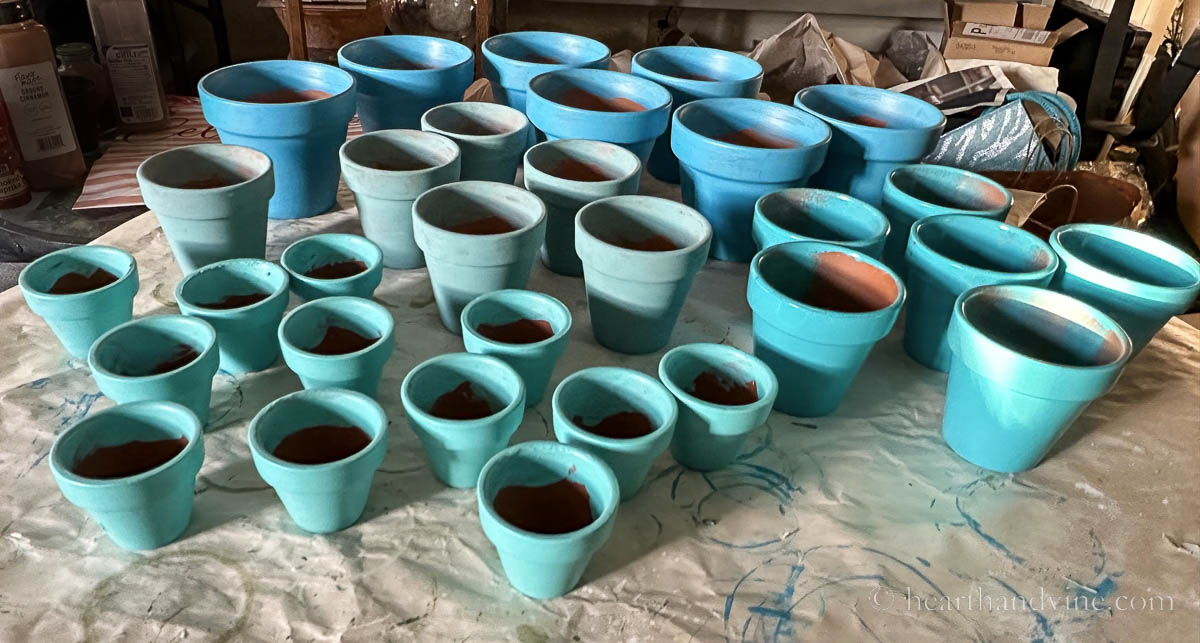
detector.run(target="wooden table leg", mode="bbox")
[284,0,309,61]
[475,0,492,78]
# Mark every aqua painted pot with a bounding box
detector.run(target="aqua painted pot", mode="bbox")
[422,102,530,183]
[481,31,610,112]
[137,144,273,273]
[401,352,526,488]
[752,188,890,258]
[747,241,905,417]
[904,215,1058,372]
[88,315,220,425]
[461,289,572,407]
[340,130,461,269]
[657,343,778,472]
[793,85,945,207]
[412,181,547,333]
[19,245,138,359]
[551,367,677,501]
[280,233,384,300]
[248,388,388,532]
[523,138,641,277]
[198,60,356,219]
[337,35,473,132]
[631,46,763,183]
[278,296,395,397]
[174,258,291,374]
[576,195,712,354]
[672,98,832,262]
[943,285,1132,472]
[1049,223,1200,355]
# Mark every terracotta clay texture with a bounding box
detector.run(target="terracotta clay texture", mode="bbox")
[431,381,494,420]
[804,251,898,313]
[177,176,239,189]
[306,260,368,279]
[573,411,655,439]
[366,158,434,171]
[476,319,554,344]
[549,159,612,182]
[691,370,758,405]
[48,268,118,294]
[715,128,796,149]
[610,234,680,251]
[447,216,518,235]
[848,115,888,128]
[148,345,200,375]
[244,89,333,104]
[493,478,594,534]
[307,326,378,355]
[72,436,189,479]
[557,89,646,113]
[196,292,269,310]
[272,424,372,465]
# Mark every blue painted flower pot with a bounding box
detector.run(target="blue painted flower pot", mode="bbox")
[412,181,547,333]
[248,388,388,532]
[461,289,572,407]
[198,60,356,219]
[340,130,461,269]
[943,285,1132,472]
[752,188,890,259]
[551,367,677,501]
[422,102,530,183]
[337,35,473,132]
[631,46,763,183]
[278,296,395,397]
[401,352,526,488]
[672,97,831,262]
[19,245,138,359]
[1049,223,1200,356]
[523,138,642,277]
[904,215,1059,372]
[280,233,384,300]
[747,241,905,417]
[481,31,610,112]
[88,315,220,425]
[575,195,712,354]
[175,258,291,374]
[477,440,619,599]
[793,85,945,207]
[49,401,204,550]
[657,343,778,472]
[526,68,672,163]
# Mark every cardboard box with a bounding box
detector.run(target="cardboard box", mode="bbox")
[943,18,1087,66]
[949,1,1053,31]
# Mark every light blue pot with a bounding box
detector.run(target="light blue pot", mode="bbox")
[422,102,530,183]
[523,138,642,277]
[880,164,1012,279]
[337,35,473,132]
[175,258,291,374]
[481,31,610,112]
[526,68,672,163]
[793,85,945,207]
[904,215,1058,372]
[944,285,1132,472]
[631,46,763,183]
[1048,223,1200,356]
[575,195,712,354]
[340,130,461,269]
[278,296,395,397]
[49,401,203,550]
[747,241,905,417]
[401,352,526,488]
[280,233,384,300]
[672,98,832,262]
[752,188,890,258]
[412,181,547,333]
[198,60,356,219]
[88,315,220,425]
[461,289,572,407]
[657,343,778,472]
[551,367,677,501]
[248,388,388,532]
[19,245,138,359]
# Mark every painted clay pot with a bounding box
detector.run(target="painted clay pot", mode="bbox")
[481,31,610,112]
[337,35,473,132]
[278,296,395,397]
[753,188,890,258]
[421,101,530,183]
[461,289,572,407]
[280,233,384,300]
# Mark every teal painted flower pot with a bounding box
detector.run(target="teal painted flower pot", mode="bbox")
[747,241,905,417]
[174,258,291,374]
[19,245,138,359]
[461,289,572,407]
[401,352,526,488]
[481,31,610,112]
[904,215,1058,372]
[943,285,1132,472]
[412,181,547,333]
[477,440,619,599]
[49,400,204,550]
[753,188,890,258]
[1049,223,1200,356]
[340,130,461,269]
[421,102,530,183]
[575,195,712,354]
[278,296,395,397]
[672,98,832,262]
[136,143,274,273]
[88,315,220,425]
[551,367,677,501]
[280,233,384,300]
[248,388,388,533]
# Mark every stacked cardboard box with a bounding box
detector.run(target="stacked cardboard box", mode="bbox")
[943,1,1088,65]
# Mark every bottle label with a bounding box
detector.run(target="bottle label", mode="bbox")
[0,61,79,162]
[0,163,28,199]
[105,44,164,124]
